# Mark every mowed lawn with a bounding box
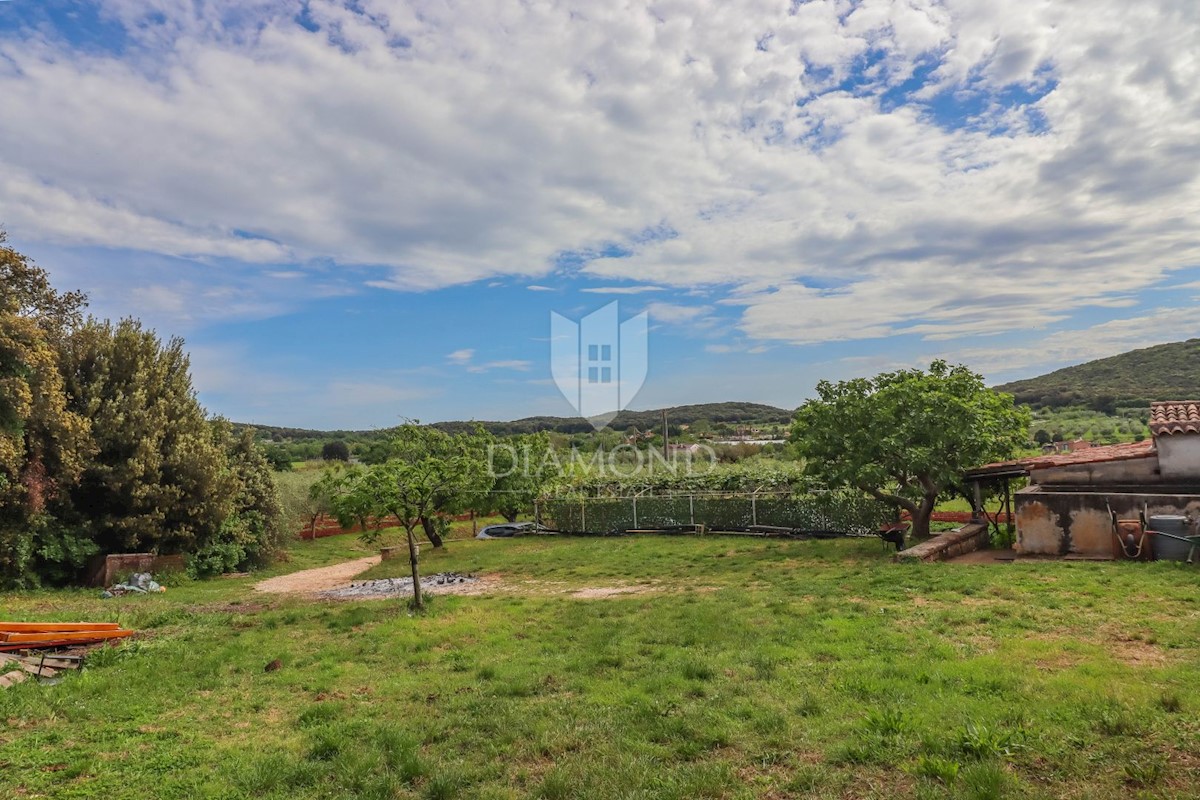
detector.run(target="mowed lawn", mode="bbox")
[2,535,1200,800]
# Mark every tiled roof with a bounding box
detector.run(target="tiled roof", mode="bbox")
[966,439,1156,479]
[1149,401,1200,436]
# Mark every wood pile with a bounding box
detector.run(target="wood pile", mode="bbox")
[0,622,133,653]
[0,651,85,688]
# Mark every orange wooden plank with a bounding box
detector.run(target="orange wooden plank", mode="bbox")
[0,630,133,644]
[0,622,121,633]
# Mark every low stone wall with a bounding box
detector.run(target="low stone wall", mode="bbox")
[895,522,990,562]
[87,553,187,587]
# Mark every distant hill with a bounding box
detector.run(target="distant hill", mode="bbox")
[240,401,794,440]
[996,339,1200,410]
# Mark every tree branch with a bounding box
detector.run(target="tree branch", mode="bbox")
[859,484,918,515]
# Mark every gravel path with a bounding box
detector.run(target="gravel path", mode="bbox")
[254,555,381,595]
[321,572,483,599]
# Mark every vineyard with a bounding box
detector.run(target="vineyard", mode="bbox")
[540,491,893,536]
[540,462,892,535]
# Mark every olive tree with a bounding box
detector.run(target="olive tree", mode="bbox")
[791,361,1029,538]
[328,425,487,609]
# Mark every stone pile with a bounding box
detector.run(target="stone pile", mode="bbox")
[320,572,477,599]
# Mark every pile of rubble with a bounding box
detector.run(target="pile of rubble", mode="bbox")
[320,572,477,599]
[101,572,166,598]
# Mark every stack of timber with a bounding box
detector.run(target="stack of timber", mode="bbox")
[0,622,134,652]
[0,651,86,688]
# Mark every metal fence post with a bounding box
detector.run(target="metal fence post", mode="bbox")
[689,495,695,526]
[632,496,638,530]
[752,494,758,526]
[581,499,586,533]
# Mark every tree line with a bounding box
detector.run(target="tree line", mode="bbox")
[0,232,283,587]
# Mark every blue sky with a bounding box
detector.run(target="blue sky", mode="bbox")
[2,1,1199,428]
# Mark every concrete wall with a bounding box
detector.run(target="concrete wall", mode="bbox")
[1014,489,1200,556]
[1156,436,1200,480]
[1031,455,1160,487]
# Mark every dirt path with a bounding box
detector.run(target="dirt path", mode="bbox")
[254,555,381,595]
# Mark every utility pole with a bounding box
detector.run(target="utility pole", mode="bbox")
[662,409,669,458]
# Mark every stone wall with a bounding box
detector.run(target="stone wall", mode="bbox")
[895,522,990,562]
[87,553,187,587]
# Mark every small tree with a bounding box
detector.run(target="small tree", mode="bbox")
[1033,429,1051,446]
[328,425,486,609]
[792,361,1029,538]
[321,440,351,462]
[263,445,294,471]
[485,432,553,522]
[391,425,491,547]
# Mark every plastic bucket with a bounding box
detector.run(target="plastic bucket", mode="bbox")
[1150,515,1193,562]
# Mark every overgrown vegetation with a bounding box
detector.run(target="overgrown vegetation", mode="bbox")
[0,232,283,587]
[2,534,1198,799]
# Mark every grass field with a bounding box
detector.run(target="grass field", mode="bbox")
[2,533,1199,800]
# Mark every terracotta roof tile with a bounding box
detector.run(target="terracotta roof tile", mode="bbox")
[967,439,1156,477]
[1149,401,1200,436]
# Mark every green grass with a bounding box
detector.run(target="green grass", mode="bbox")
[3,534,1200,799]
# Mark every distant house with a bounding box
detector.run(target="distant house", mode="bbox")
[965,402,1200,558]
[666,443,704,456]
[1041,438,1093,454]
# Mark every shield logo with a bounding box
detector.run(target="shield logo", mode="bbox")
[550,301,648,429]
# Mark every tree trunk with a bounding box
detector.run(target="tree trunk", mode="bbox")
[419,516,445,548]
[308,515,319,540]
[911,493,938,539]
[405,525,423,610]
[502,509,518,523]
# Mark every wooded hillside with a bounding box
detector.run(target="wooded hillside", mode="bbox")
[996,339,1200,410]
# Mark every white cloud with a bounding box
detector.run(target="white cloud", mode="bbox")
[0,0,1197,348]
[467,359,533,373]
[446,348,475,364]
[648,299,710,326]
[525,285,556,292]
[940,308,1200,381]
[580,285,664,294]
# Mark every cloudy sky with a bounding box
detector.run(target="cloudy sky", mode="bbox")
[1,0,1198,428]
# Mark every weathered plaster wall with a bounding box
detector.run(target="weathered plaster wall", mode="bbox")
[1031,456,1160,487]
[1156,437,1200,480]
[1015,489,1200,556]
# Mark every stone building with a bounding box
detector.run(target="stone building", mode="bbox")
[965,402,1200,557]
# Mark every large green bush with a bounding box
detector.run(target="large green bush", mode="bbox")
[0,233,282,587]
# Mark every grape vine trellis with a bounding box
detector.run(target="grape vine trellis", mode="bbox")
[538,464,893,536]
